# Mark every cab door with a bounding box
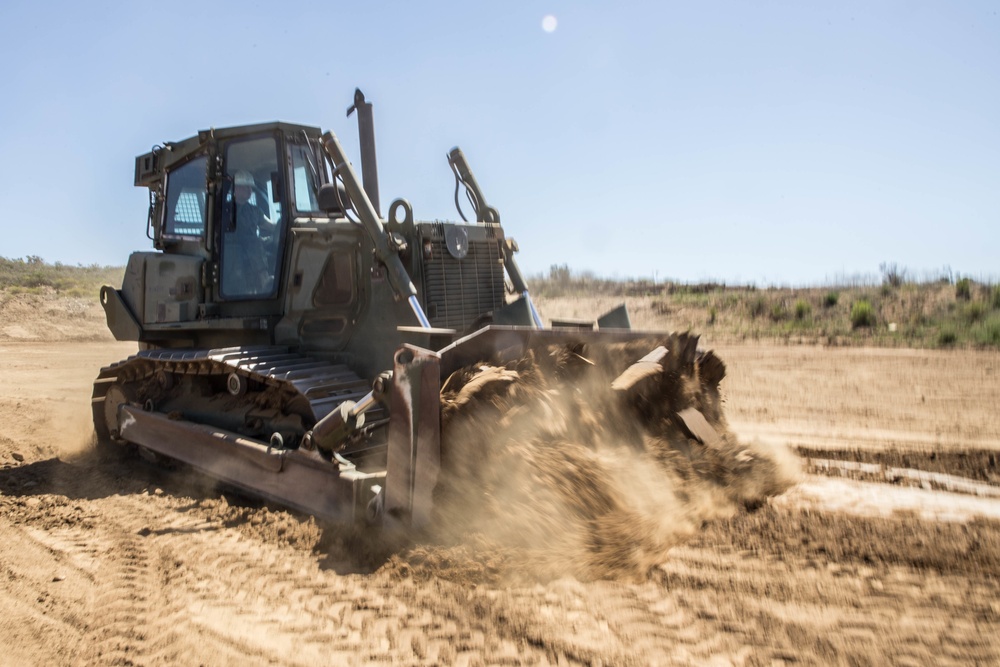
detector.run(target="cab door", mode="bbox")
[217,135,286,301]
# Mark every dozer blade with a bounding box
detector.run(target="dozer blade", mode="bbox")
[116,405,384,523]
[436,326,689,376]
[384,325,729,529]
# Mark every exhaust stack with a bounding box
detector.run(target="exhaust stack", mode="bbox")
[347,88,381,217]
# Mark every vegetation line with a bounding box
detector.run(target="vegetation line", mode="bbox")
[0,255,123,298]
[533,264,1000,350]
[3,256,998,350]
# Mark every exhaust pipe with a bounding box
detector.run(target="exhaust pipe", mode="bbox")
[347,88,381,218]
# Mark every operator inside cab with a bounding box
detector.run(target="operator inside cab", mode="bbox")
[221,169,279,297]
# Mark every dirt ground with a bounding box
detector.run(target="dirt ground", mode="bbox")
[1,294,999,665]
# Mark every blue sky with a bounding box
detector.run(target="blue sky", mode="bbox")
[0,1,996,285]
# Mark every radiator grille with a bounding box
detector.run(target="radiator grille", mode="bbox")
[422,237,505,331]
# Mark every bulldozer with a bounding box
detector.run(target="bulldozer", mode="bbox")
[94,89,730,530]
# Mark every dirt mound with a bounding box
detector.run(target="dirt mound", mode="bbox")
[418,334,799,581]
[0,290,112,342]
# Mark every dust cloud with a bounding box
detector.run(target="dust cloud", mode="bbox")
[54,399,101,464]
[413,334,799,582]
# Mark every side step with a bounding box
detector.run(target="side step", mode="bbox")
[118,405,384,523]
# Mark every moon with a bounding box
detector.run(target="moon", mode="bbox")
[542,15,558,33]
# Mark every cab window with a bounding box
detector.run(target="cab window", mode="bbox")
[290,143,322,215]
[163,156,207,238]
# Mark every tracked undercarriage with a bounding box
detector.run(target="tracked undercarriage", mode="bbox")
[93,346,388,521]
[94,346,384,451]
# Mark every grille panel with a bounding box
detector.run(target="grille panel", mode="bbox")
[422,236,505,331]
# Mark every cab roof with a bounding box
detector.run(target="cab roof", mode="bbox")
[135,121,323,187]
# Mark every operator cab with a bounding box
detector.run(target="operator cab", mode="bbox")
[138,122,331,305]
[111,123,343,348]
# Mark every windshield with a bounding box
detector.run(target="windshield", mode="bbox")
[290,143,322,215]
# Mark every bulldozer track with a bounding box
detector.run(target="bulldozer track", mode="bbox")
[91,346,382,446]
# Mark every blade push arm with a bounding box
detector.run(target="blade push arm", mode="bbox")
[321,130,431,328]
[447,147,543,328]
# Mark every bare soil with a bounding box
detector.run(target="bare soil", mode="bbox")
[1,293,998,665]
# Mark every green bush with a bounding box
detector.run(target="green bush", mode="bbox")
[708,306,717,325]
[823,291,839,308]
[956,278,972,301]
[850,300,875,328]
[937,328,958,346]
[770,302,787,322]
[23,271,54,288]
[973,316,1000,347]
[992,285,1000,310]
[794,300,811,320]
[966,302,986,323]
[1,256,122,294]
[749,296,767,319]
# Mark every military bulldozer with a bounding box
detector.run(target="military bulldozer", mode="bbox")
[95,90,729,529]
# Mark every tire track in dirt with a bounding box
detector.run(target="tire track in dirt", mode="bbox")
[79,492,557,665]
[483,581,718,666]
[666,513,1000,666]
[3,520,195,666]
[660,545,999,666]
[1,456,532,665]
[383,564,764,665]
[9,502,241,666]
[76,527,180,666]
[0,525,92,665]
[9,474,706,665]
[6,448,998,666]
[120,501,409,664]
